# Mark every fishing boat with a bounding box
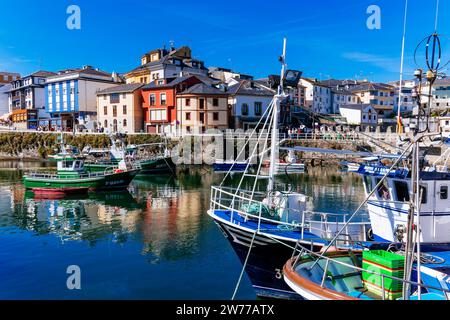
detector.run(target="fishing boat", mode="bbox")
[207,39,371,299]
[213,160,249,172]
[283,245,450,300]
[23,140,139,193]
[263,149,306,174]
[84,137,175,175]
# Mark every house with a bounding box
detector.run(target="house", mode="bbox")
[421,78,450,111]
[299,78,332,114]
[208,67,253,83]
[96,83,144,133]
[438,116,450,137]
[141,75,206,134]
[227,80,274,130]
[124,46,208,84]
[330,88,358,114]
[390,79,416,114]
[176,83,229,134]
[350,83,395,118]
[7,70,56,130]
[339,104,378,128]
[0,72,20,84]
[0,84,12,120]
[45,66,122,131]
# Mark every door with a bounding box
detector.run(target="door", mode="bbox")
[199,112,205,124]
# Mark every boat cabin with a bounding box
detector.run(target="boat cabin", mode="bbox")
[56,157,86,174]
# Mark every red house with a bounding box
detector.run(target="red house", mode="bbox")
[141,75,202,134]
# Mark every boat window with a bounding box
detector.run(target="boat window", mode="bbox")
[394,181,409,202]
[63,161,73,168]
[376,178,391,201]
[363,175,373,194]
[440,186,448,200]
[419,186,427,204]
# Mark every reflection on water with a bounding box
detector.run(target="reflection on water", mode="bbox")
[0,164,366,299]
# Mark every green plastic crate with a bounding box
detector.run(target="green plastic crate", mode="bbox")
[362,250,405,300]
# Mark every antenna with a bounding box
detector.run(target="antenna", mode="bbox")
[396,0,408,135]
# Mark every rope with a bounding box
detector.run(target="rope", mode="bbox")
[231,232,256,300]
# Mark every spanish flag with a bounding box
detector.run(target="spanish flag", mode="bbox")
[397,115,403,134]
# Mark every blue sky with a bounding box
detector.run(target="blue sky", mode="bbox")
[0,0,448,82]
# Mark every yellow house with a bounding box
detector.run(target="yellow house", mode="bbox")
[124,46,207,85]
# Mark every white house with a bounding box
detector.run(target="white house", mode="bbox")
[421,78,450,111]
[0,84,12,119]
[299,78,332,114]
[330,88,358,114]
[227,80,274,130]
[390,79,416,114]
[340,104,378,128]
[438,116,450,137]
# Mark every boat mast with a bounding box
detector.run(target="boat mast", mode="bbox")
[267,38,287,200]
[396,0,408,135]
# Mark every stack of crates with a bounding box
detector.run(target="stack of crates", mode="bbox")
[362,250,405,300]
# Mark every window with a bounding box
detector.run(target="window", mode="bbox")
[113,105,117,117]
[148,94,156,106]
[104,120,108,128]
[123,119,127,127]
[394,181,410,202]
[186,98,191,106]
[419,186,427,204]
[110,93,120,103]
[103,95,107,100]
[103,106,107,115]
[186,126,191,133]
[213,112,219,121]
[123,105,127,115]
[70,87,74,95]
[186,112,191,120]
[122,93,126,99]
[213,98,219,106]
[160,93,167,105]
[150,109,167,121]
[376,178,391,200]
[363,175,373,194]
[440,186,448,200]
[242,103,249,116]
[254,102,262,116]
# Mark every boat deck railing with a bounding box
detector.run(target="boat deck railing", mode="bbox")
[210,186,371,242]
[26,167,118,180]
[290,243,450,300]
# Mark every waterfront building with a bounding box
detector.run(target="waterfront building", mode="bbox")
[45,66,122,131]
[350,82,395,118]
[438,115,450,136]
[421,78,450,111]
[208,67,253,84]
[299,78,332,114]
[390,79,416,114]
[330,88,358,114]
[7,70,56,130]
[227,80,274,129]
[339,104,378,128]
[0,84,12,120]
[124,46,208,85]
[141,75,204,134]
[0,72,20,84]
[176,83,229,134]
[96,83,144,133]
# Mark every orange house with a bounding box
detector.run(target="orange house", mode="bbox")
[141,75,202,133]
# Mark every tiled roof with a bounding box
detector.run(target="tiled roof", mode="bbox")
[97,83,144,94]
[30,70,57,78]
[179,83,226,95]
[350,82,394,92]
[227,80,274,96]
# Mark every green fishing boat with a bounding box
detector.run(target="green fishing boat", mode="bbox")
[23,152,139,194]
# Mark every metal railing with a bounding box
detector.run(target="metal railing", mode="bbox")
[210,185,370,242]
[291,243,450,300]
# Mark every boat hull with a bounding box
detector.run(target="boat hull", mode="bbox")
[213,162,248,172]
[215,219,303,299]
[139,157,175,174]
[23,169,138,191]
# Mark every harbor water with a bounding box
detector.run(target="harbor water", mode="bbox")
[0,163,366,299]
